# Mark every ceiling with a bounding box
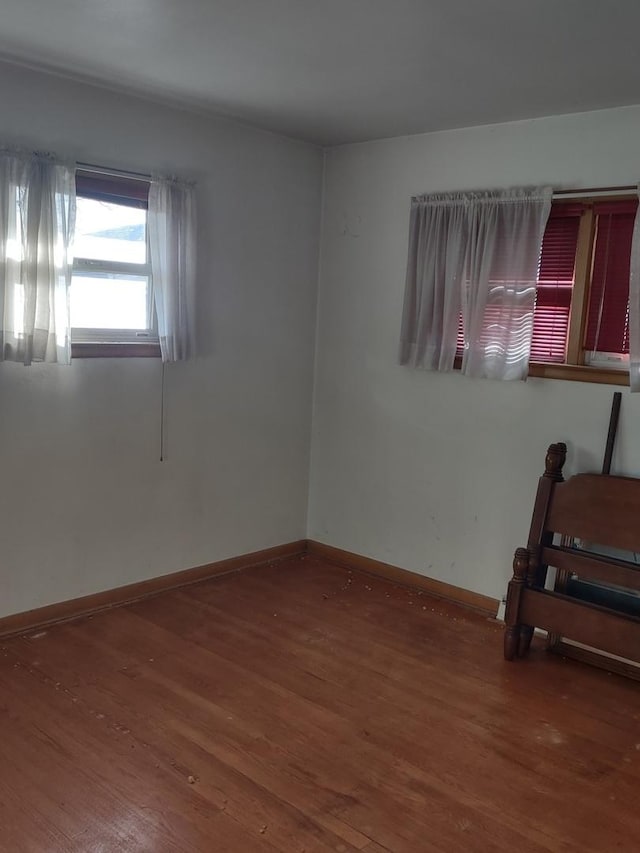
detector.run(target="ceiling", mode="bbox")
[1,0,640,146]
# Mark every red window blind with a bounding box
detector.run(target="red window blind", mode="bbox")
[530,205,582,363]
[456,197,638,366]
[457,204,582,362]
[584,199,638,355]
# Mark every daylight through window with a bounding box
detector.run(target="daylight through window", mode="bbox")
[71,169,157,352]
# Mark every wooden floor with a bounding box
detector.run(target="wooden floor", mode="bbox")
[2,556,640,852]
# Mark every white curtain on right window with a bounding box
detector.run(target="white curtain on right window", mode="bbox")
[148,176,197,363]
[629,186,640,392]
[400,187,552,381]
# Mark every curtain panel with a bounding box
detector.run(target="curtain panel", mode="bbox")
[629,185,640,392]
[148,177,197,363]
[0,150,76,365]
[400,187,552,381]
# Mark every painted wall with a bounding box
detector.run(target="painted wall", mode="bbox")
[4,67,640,618]
[309,106,640,602]
[0,63,322,618]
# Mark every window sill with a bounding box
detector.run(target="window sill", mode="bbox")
[528,362,629,386]
[452,356,629,386]
[71,342,161,359]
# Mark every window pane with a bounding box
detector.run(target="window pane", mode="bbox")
[75,196,147,264]
[71,272,149,330]
[584,209,635,355]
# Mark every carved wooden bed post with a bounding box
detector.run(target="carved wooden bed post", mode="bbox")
[504,442,567,661]
[504,548,530,660]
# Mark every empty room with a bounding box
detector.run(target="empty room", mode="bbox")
[2,2,640,851]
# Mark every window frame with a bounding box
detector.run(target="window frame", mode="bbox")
[454,193,636,386]
[71,168,160,359]
[530,194,635,386]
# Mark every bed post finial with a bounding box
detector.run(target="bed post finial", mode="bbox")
[544,443,567,481]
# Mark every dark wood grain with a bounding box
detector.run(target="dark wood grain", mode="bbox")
[520,588,640,660]
[2,555,640,852]
[505,443,640,673]
[542,544,640,592]
[547,474,640,554]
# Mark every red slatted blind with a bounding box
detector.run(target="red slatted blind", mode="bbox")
[457,204,581,361]
[530,205,582,363]
[584,200,638,354]
[456,198,637,364]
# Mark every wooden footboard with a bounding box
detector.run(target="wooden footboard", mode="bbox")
[503,442,640,673]
[519,587,640,662]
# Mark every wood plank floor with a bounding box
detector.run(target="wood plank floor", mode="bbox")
[1,555,640,853]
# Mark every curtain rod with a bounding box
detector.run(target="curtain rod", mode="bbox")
[76,161,151,182]
[554,184,637,197]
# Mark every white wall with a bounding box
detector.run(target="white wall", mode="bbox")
[0,63,322,618]
[309,106,640,602]
[4,69,640,617]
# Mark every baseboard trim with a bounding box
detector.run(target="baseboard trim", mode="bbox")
[307,540,499,617]
[0,540,307,639]
[1,538,498,639]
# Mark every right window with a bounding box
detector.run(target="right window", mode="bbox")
[71,168,158,357]
[531,196,638,382]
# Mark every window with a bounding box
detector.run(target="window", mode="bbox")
[531,196,637,382]
[71,169,159,357]
[456,195,638,385]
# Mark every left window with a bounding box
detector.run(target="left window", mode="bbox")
[71,169,159,357]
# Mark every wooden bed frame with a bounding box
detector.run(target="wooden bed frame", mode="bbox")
[504,442,640,672]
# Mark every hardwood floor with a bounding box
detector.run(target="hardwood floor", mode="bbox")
[1,555,639,852]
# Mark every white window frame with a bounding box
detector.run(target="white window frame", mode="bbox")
[71,166,159,352]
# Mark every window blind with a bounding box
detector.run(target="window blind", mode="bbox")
[584,199,638,355]
[76,169,149,209]
[530,206,582,363]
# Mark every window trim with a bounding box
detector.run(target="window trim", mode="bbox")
[528,361,629,386]
[564,201,595,365]
[452,354,630,385]
[72,342,161,358]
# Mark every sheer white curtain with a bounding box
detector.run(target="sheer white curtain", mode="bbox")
[399,196,468,371]
[148,177,197,362]
[629,185,640,392]
[0,150,75,365]
[400,188,552,381]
